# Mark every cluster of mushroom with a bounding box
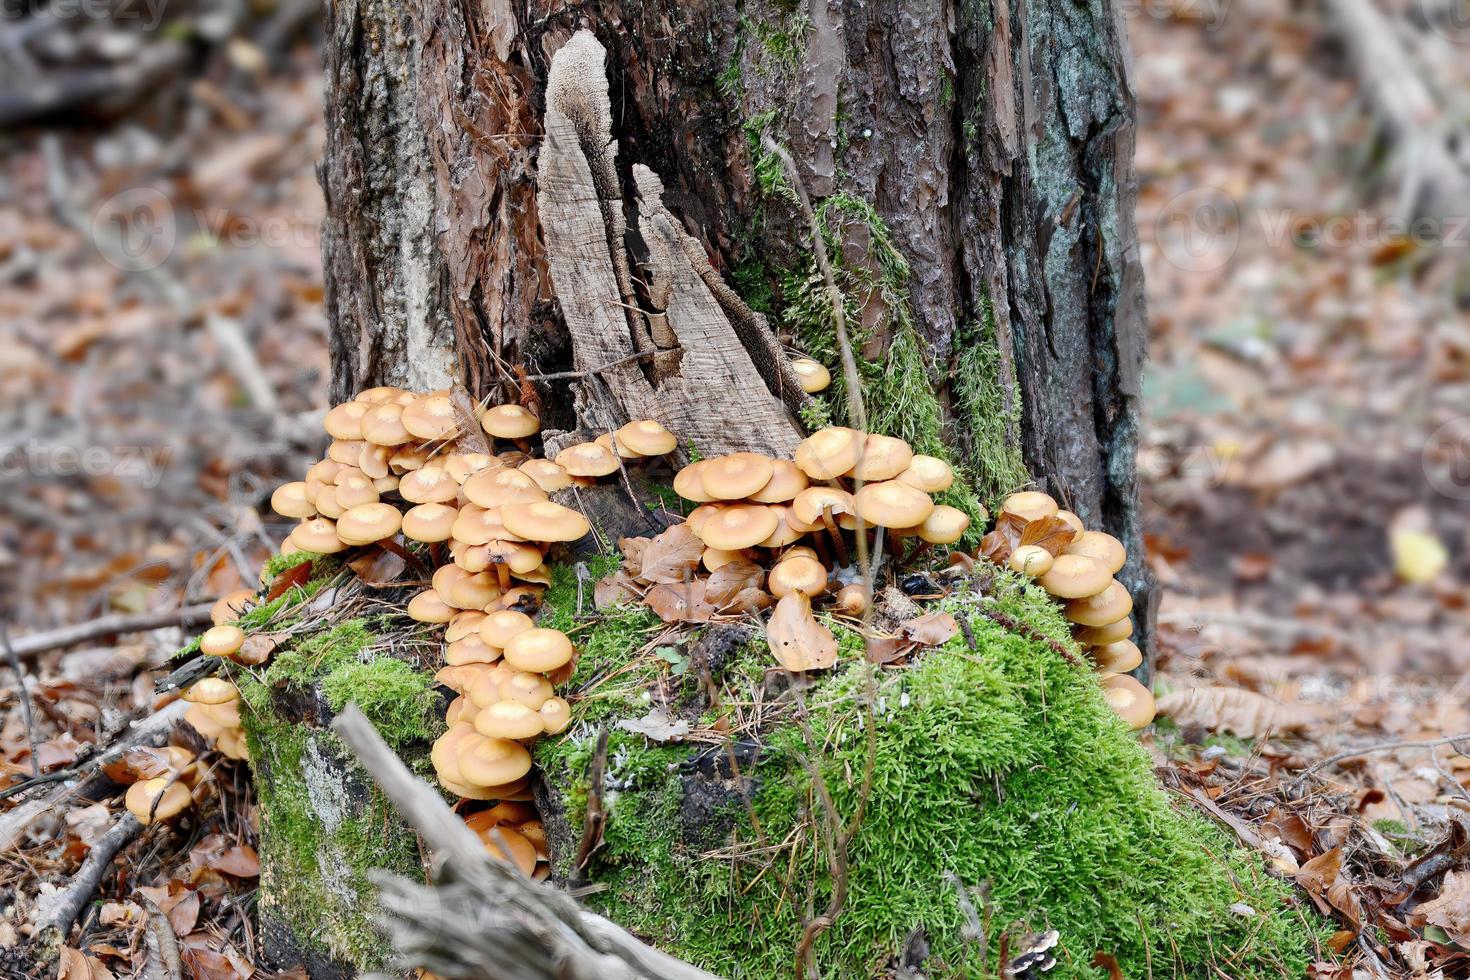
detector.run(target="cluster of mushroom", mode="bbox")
[989,491,1155,730]
[674,426,973,598]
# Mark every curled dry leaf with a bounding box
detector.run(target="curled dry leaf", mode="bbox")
[1019,515,1077,556]
[617,536,648,579]
[58,948,115,980]
[1155,685,1321,738]
[645,580,716,623]
[1409,870,1470,945]
[978,511,1028,564]
[347,547,407,584]
[594,569,641,610]
[723,587,773,615]
[265,559,313,600]
[189,834,260,878]
[102,746,182,784]
[902,611,959,647]
[235,632,279,666]
[766,592,837,672]
[616,708,692,743]
[1295,847,1364,927]
[639,523,705,584]
[705,559,764,606]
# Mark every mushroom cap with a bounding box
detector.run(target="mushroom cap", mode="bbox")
[480,609,535,648]
[363,402,413,446]
[795,427,863,480]
[373,475,400,494]
[478,540,544,575]
[359,443,393,479]
[503,628,575,673]
[482,404,541,439]
[474,700,545,741]
[402,392,459,440]
[616,419,678,456]
[1074,617,1134,646]
[291,518,345,554]
[1001,491,1059,523]
[555,441,620,477]
[477,823,538,875]
[324,401,369,440]
[334,474,380,509]
[1065,531,1127,575]
[895,455,954,493]
[1102,674,1155,730]
[446,695,474,727]
[1007,545,1054,577]
[751,459,810,503]
[701,453,776,501]
[313,487,345,519]
[458,735,533,786]
[209,589,255,626]
[327,439,366,465]
[701,547,746,572]
[596,432,640,459]
[519,459,572,493]
[1037,554,1111,599]
[686,503,722,535]
[389,444,434,472]
[444,453,499,484]
[407,589,455,623]
[791,486,856,528]
[790,358,831,393]
[447,634,502,666]
[451,506,522,547]
[834,582,870,616]
[336,503,402,546]
[463,467,547,508]
[444,572,502,611]
[430,723,479,783]
[183,678,238,705]
[539,697,572,734]
[399,466,459,504]
[354,385,407,404]
[672,461,714,502]
[1090,638,1143,674]
[768,555,828,598]
[306,458,344,485]
[402,503,458,543]
[854,481,935,529]
[126,778,192,824]
[501,500,591,542]
[499,671,554,709]
[776,545,819,564]
[271,482,316,519]
[918,505,970,545]
[200,625,245,658]
[467,664,515,707]
[852,434,914,482]
[695,503,781,550]
[1064,580,1133,627]
[445,611,488,643]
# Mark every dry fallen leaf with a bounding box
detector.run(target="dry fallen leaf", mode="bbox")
[1020,515,1078,556]
[645,580,716,623]
[58,948,115,980]
[901,611,959,647]
[617,536,648,579]
[1156,685,1320,737]
[594,569,641,609]
[189,835,260,878]
[1296,847,1363,927]
[1410,870,1470,945]
[638,523,704,584]
[766,593,837,672]
[705,559,764,606]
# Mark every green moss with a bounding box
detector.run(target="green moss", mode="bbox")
[322,658,436,749]
[537,580,1321,978]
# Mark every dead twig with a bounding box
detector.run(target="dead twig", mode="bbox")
[1,624,40,776]
[574,728,611,874]
[520,350,667,383]
[1292,732,1470,789]
[969,607,1085,669]
[35,812,144,952]
[8,603,215,661]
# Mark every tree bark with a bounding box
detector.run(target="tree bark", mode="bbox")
[299,0,1156,971]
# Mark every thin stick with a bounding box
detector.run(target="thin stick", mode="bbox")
[8,603,215,660]
[1292,732,1470,787]
[520,350,665,383]
[1,624,40,776]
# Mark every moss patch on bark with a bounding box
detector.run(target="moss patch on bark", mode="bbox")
[535,571,1319,978]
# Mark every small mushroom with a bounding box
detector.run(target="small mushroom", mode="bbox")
[476,823,539,876]
[701,453,776,501]
[1064,531,1127,575]
[209,589,256,626]
[1074,617,1134,647]
[673,461,714,502]
[183,678,238,705]
[402,503,458,543]
[363,402,413,446]
[482,405,541,442]
[1000,491,1059,523]
[1054,510,1085,540]
[480,609,536,649]
[833,582,870,617]
[853,481,935,530]
[498,671,554,709]
[852,434,914,482]
[795,427,863,480]
[500,501,591,542]
[445,611,488,643]
[474,701,545,741]
[1036,554,1111,599]
[463,468,548,509]
[444,453,499,483]
[751,459,810,503]
[324,401,369,440]
[1063,580,1133,627]
[695,503,781,551]
[458,735,534,787]
[200,625,245,658]
[768,555,828,598]
[407,589,455,623]
[502,628,575,673]
[519,459,572,493]
[400,467,459,504]
[447,634,502,666]
[1007,545,1054,577]
[701,547,745,572]
[125,778,192,825]
[555,442,620,478]
[790,358,831,393]
[894,455,954,493]
[615,419,678,456]
[540,697,572,734]
[1089,638,1142,675]
[271,482,316,519]
[917,505,970,545]
[1102,674,1155,730]
[402,392,459,441]
[336,503,402,546]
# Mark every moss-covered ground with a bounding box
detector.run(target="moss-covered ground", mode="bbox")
[535,567,1322,978]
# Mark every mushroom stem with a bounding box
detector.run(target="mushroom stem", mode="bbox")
[493,560,513,594]
[809,534,833,568]
[867,524,886,585]
[819,508,849,568]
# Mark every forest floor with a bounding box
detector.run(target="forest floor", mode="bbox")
[2,2,1470,976]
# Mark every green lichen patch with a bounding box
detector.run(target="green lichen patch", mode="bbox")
[536,580,1320,978]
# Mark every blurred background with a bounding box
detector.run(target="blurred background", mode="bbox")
[3,0,1470,969]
